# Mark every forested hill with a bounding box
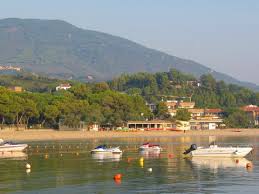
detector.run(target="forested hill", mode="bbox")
[109,69,259,108]
[0,18,258,91]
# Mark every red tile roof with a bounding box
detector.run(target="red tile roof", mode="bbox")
[241,105,259,112]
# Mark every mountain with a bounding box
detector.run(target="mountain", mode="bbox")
[0,18,258,90]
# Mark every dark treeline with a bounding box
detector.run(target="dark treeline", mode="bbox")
[109,69,259,108]
[0,83,151,129]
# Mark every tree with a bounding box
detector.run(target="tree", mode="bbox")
[175,109,191,121]
[224,110,252,128]
[155,102,170,120]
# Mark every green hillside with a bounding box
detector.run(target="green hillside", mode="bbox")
[0,18,258,90]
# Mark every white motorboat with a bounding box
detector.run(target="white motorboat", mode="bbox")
[0,139,28,152]
[139,143,162,151]
[90,145,122,154]
[184,144,253,157]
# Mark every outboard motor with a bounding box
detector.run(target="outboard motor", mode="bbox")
[183,144,197,155]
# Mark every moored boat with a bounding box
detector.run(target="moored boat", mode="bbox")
[90,145,122,154]
[184,144,253,157]
[139,143,162,151]
[0,139,28,152]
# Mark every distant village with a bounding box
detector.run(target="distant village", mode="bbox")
[53,82,259,132]
[139,100,259,131]
[0,65,22,71]
[3,72,259,132]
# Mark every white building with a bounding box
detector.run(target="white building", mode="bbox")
[56,83,71,91]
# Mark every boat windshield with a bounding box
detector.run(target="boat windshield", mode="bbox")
[95,145,107,149]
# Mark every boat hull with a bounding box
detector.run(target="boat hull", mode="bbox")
[0,144,28,152]
[190,147,253,158]
[90,147,122,154]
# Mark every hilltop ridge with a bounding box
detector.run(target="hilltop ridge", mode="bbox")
[0,18,258,90]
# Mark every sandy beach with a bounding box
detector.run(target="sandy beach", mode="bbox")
[0,128,259,142]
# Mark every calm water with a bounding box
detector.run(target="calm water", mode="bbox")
[0,136,259,194]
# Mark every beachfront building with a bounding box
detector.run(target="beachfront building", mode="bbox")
[188,109,204,118]
[56,83,71,91]
[176,120,191,131]
[204,108,224,118]
[190,117,223,130]
[178,101,195,109]
[241,105,259,125]
[127,120,175,130]
[8,86,23,92]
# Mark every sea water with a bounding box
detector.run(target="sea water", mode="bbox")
[0,136,258,194]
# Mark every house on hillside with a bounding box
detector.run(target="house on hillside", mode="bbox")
[204,108,224,118]
[241,105,259,125]
[165,100,178,110]
[56,83,71,91]
[188,109,204,118]
[8,86,23,92]
[178,101,195,109]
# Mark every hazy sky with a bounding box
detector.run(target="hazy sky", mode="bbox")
[1,0,259,84]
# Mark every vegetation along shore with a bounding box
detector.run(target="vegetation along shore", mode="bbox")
[0,69,258,132]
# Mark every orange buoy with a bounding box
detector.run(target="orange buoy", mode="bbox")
[127,157,133,163]
[246,162,252,168]
[114,174,122,180]
[235,159,239,164]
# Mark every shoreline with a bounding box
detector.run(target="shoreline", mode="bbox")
[1,128,259,142]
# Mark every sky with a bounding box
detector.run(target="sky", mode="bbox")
[0,0,259,85]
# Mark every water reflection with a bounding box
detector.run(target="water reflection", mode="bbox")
[139,150,161,159]
[188,157,252,169]
[0,151,28,160]
[91,152,122,162]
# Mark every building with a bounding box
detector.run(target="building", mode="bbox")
[146,102,157,112]
[8,86,23,92]
[168,109,177,117]
[190,117,223,130]
[56,83,71,91]
[188,109,204,118]
[178,101,195,109]
[127,120,175,130]
[176,120,190,131]
[241,105,259,125]
[204,108,224,118]
[165,100,178,110]
[88,123,99,131]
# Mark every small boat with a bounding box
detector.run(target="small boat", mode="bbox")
[139,143,162,151]
[0,139,28,152]
[184,144,253,157]
[90,145,122,154]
